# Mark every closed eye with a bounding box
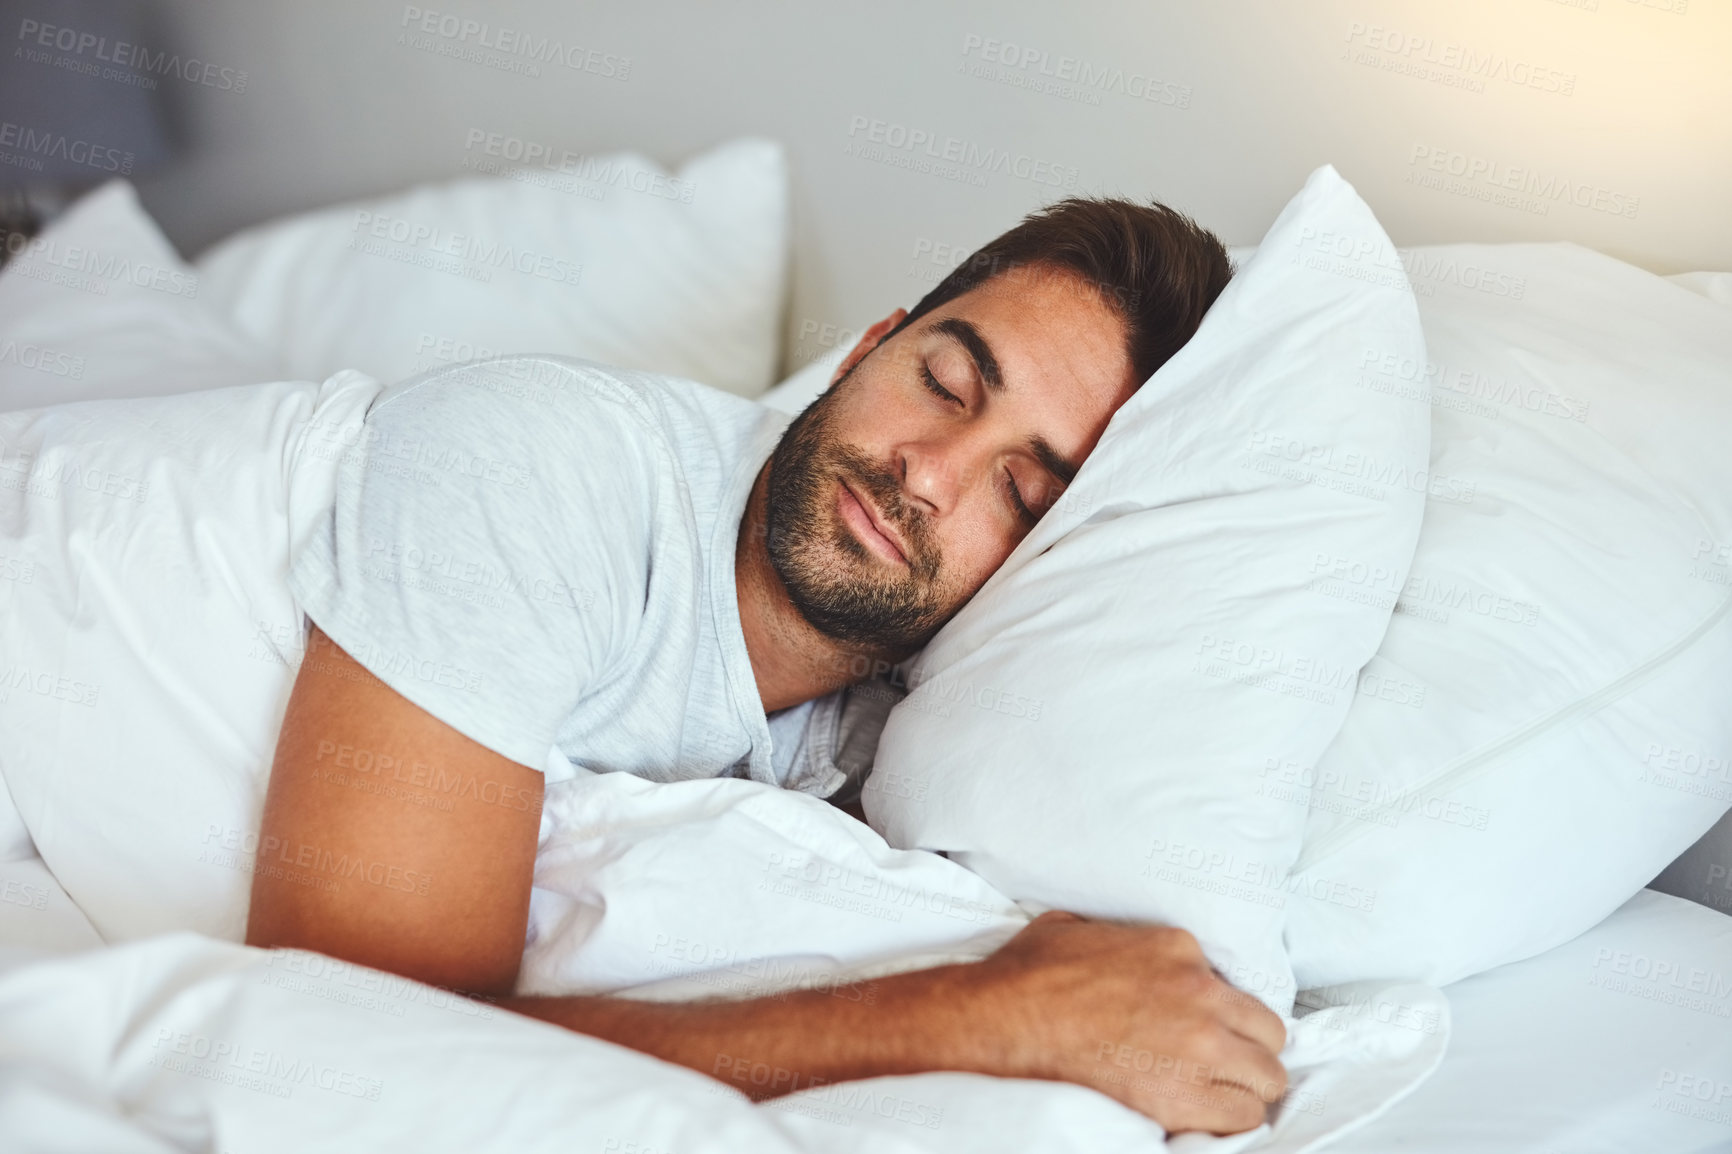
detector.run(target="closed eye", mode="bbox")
[921,365,962,406]
[1003,469,1036,524]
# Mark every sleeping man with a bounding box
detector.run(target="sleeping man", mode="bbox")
[246,197,1289,1135]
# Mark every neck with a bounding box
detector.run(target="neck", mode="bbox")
[735,461,866,714]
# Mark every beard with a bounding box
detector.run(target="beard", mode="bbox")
[763,375,953,659]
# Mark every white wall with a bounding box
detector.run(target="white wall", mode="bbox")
[130,0,1732,385]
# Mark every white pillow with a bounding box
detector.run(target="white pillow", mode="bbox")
[0,181,279,412]
[1667,270,1732,308]
[759,343,846,415]
[1286,243,1732,989]
[195,139,788,396]
[866,166,1432,1015]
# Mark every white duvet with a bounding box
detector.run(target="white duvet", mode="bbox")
[0,770,1448,1154]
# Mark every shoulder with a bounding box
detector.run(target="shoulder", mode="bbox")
[362,355,777,504]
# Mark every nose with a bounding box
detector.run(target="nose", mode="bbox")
[898,427,994,518]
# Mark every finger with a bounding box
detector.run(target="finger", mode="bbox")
[1206,1031,1289,1106]
[1149,1074,1269,1137]
[1035,909,1082,922]
[1207,979,1289,1056]
[1029,909,1083,927]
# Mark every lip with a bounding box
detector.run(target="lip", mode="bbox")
[837,479,909,567]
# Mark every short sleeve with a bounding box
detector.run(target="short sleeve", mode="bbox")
[288,357,662,769]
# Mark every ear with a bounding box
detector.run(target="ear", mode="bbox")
[831,308,909,385]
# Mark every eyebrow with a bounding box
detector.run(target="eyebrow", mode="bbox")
[1027,436,1079,487]
[932,317,1003,393]
[930,316,1082,487]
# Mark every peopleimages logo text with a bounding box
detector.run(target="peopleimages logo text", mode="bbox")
[399,6,630,79]
[959,33,1191,108]
[1407,145,1640,219]
[15,18,249,92]
[0,122,131,175]
[845,115,1078,189]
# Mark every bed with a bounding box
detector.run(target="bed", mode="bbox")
[1,147,1730,1153]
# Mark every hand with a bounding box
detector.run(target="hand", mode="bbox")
[963,911,1289,1135]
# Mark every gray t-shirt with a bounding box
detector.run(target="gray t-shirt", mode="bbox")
[288,355,890,795]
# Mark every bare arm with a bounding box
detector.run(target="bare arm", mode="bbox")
[249,627,1287,1134]
[246,625,543,995]
[502,911,1289,1133]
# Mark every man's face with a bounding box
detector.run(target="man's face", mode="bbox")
[764,263,1137,661]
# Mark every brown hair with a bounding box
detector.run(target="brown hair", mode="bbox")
[893,198,1232,387]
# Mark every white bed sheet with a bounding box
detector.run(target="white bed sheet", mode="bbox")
[0,855,101,955]
[1326,888,1732,1154]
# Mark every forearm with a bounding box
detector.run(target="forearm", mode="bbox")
[498,960,1003,1098]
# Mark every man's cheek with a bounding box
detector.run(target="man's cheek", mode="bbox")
[943,531,1003,608]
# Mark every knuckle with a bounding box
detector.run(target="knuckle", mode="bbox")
[1172,965,1218,1000]
[1266,1010,1290,1051]
[1175,1018,1222,1060]
[1153,924,1202,953]
[1259,1054,1290,1100]
[1190,1090,1243,1133]
[1226,1095,1266,1133]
